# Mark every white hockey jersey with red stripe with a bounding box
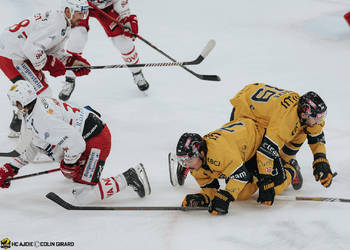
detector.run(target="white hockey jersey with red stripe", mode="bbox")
[22,97,92,164]
[0,10,70,70]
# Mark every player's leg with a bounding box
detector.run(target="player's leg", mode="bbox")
[59,26,89,101]
[111,35,149,91]
[70,125,150,204]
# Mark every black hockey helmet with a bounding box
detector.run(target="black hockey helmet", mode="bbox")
[176,133,202,166]
[298,91,327,120]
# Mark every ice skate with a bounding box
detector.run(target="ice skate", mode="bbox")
[132,70,149,92]
[59,76,75,101]
[8,111,21,138]
[168,152,189,186]
[123,163,151,198]
[289,159,303,190]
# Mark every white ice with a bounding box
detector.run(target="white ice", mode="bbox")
[1,0,350,249]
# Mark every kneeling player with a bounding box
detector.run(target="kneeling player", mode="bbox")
[173,119,299,215]
[0,81,151,203]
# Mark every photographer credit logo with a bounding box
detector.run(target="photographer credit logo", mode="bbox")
[1,238,74,248]
[1,238,11,250]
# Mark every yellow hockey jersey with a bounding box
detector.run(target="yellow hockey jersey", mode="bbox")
[191,118,265,201]
[229,83,327,175]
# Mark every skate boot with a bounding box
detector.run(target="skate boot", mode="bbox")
[132,70,149,91]
[123,163,151,198]
[8,110,21,138]
[59,76,75,101]
[289,159,303,190]
[168,152,189,186]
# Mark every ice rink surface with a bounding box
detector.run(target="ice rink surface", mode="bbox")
[1,0,350,249]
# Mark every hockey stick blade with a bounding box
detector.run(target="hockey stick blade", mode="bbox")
[182,39,216,65]
[0,150,20,157]
[46,192,207,211]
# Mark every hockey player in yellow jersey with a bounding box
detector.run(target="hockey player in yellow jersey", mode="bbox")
[228,83,333,191]
[170,83,333,207]
[176,118,299,215]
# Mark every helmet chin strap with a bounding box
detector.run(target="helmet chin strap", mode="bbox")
[63,7,73,25]
[198,150,206,165]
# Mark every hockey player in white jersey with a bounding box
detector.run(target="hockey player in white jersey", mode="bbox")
[59,0,149,101]
[0,0,91,137]
[0,81,151,204]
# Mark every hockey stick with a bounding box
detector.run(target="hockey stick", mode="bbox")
[276,195,350,203]
[3,168,60,186]
[88,2,220,81]
[66,41,214,70]
[0,150,20,157]
[8,168,60,182]
[46,192,207,211]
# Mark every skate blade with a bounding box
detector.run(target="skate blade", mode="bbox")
[140,89,149,96]
[168,152,179,186]
[135,163,151,196]
[8,131,20,138]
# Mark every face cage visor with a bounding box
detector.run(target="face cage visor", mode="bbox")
[306,109,327,125]
[177,148,201,167]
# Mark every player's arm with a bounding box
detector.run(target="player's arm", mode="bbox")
[207,151,250,215]
[113,0,138,39]
[306,124,333,188]
[0,142,40,189]
[280,133,306,163]
[182,169,218,208]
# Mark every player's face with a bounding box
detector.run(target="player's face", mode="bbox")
[71,11,86,27]
[179,156,202,170]
[16,102,29,114]
[305,111,326,127]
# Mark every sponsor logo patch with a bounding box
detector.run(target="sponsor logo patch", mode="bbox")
[82,148,101,183]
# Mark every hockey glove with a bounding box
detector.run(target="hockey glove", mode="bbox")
[208,190,234,215]
[257,175,275,206]
[120,15,138,39]
[313,157,333,188]
[182,193,210,207]
[60,160,81,180]
[42,55,66,77]
[65,52,91,77]
[0,163,18,188]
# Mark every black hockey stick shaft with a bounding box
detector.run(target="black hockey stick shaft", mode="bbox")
[88,2,220,81]
[66,54,206,70]
[0,150,20,157]
[9,168,60,181]
[3,168,60,186]
[46,192,207,211]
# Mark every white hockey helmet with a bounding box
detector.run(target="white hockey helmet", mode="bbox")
[61,0,89,20]
[7,80,37,107]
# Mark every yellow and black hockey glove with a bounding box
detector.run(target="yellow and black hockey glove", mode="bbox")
[208,189,234,215]
[313,157,332,188]
[182,193,210,207]
[257,175,275,206]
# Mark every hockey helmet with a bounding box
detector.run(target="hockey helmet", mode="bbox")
[298,91,327,122]
[7,80,37,108]
[61,0,89,20]
[176,133,202,166]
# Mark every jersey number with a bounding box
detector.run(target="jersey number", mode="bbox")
[63,103,80,113]
[9,19,30,39]
[219,122,244,133]
[251,85,285,103]
[9,19,30,32]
